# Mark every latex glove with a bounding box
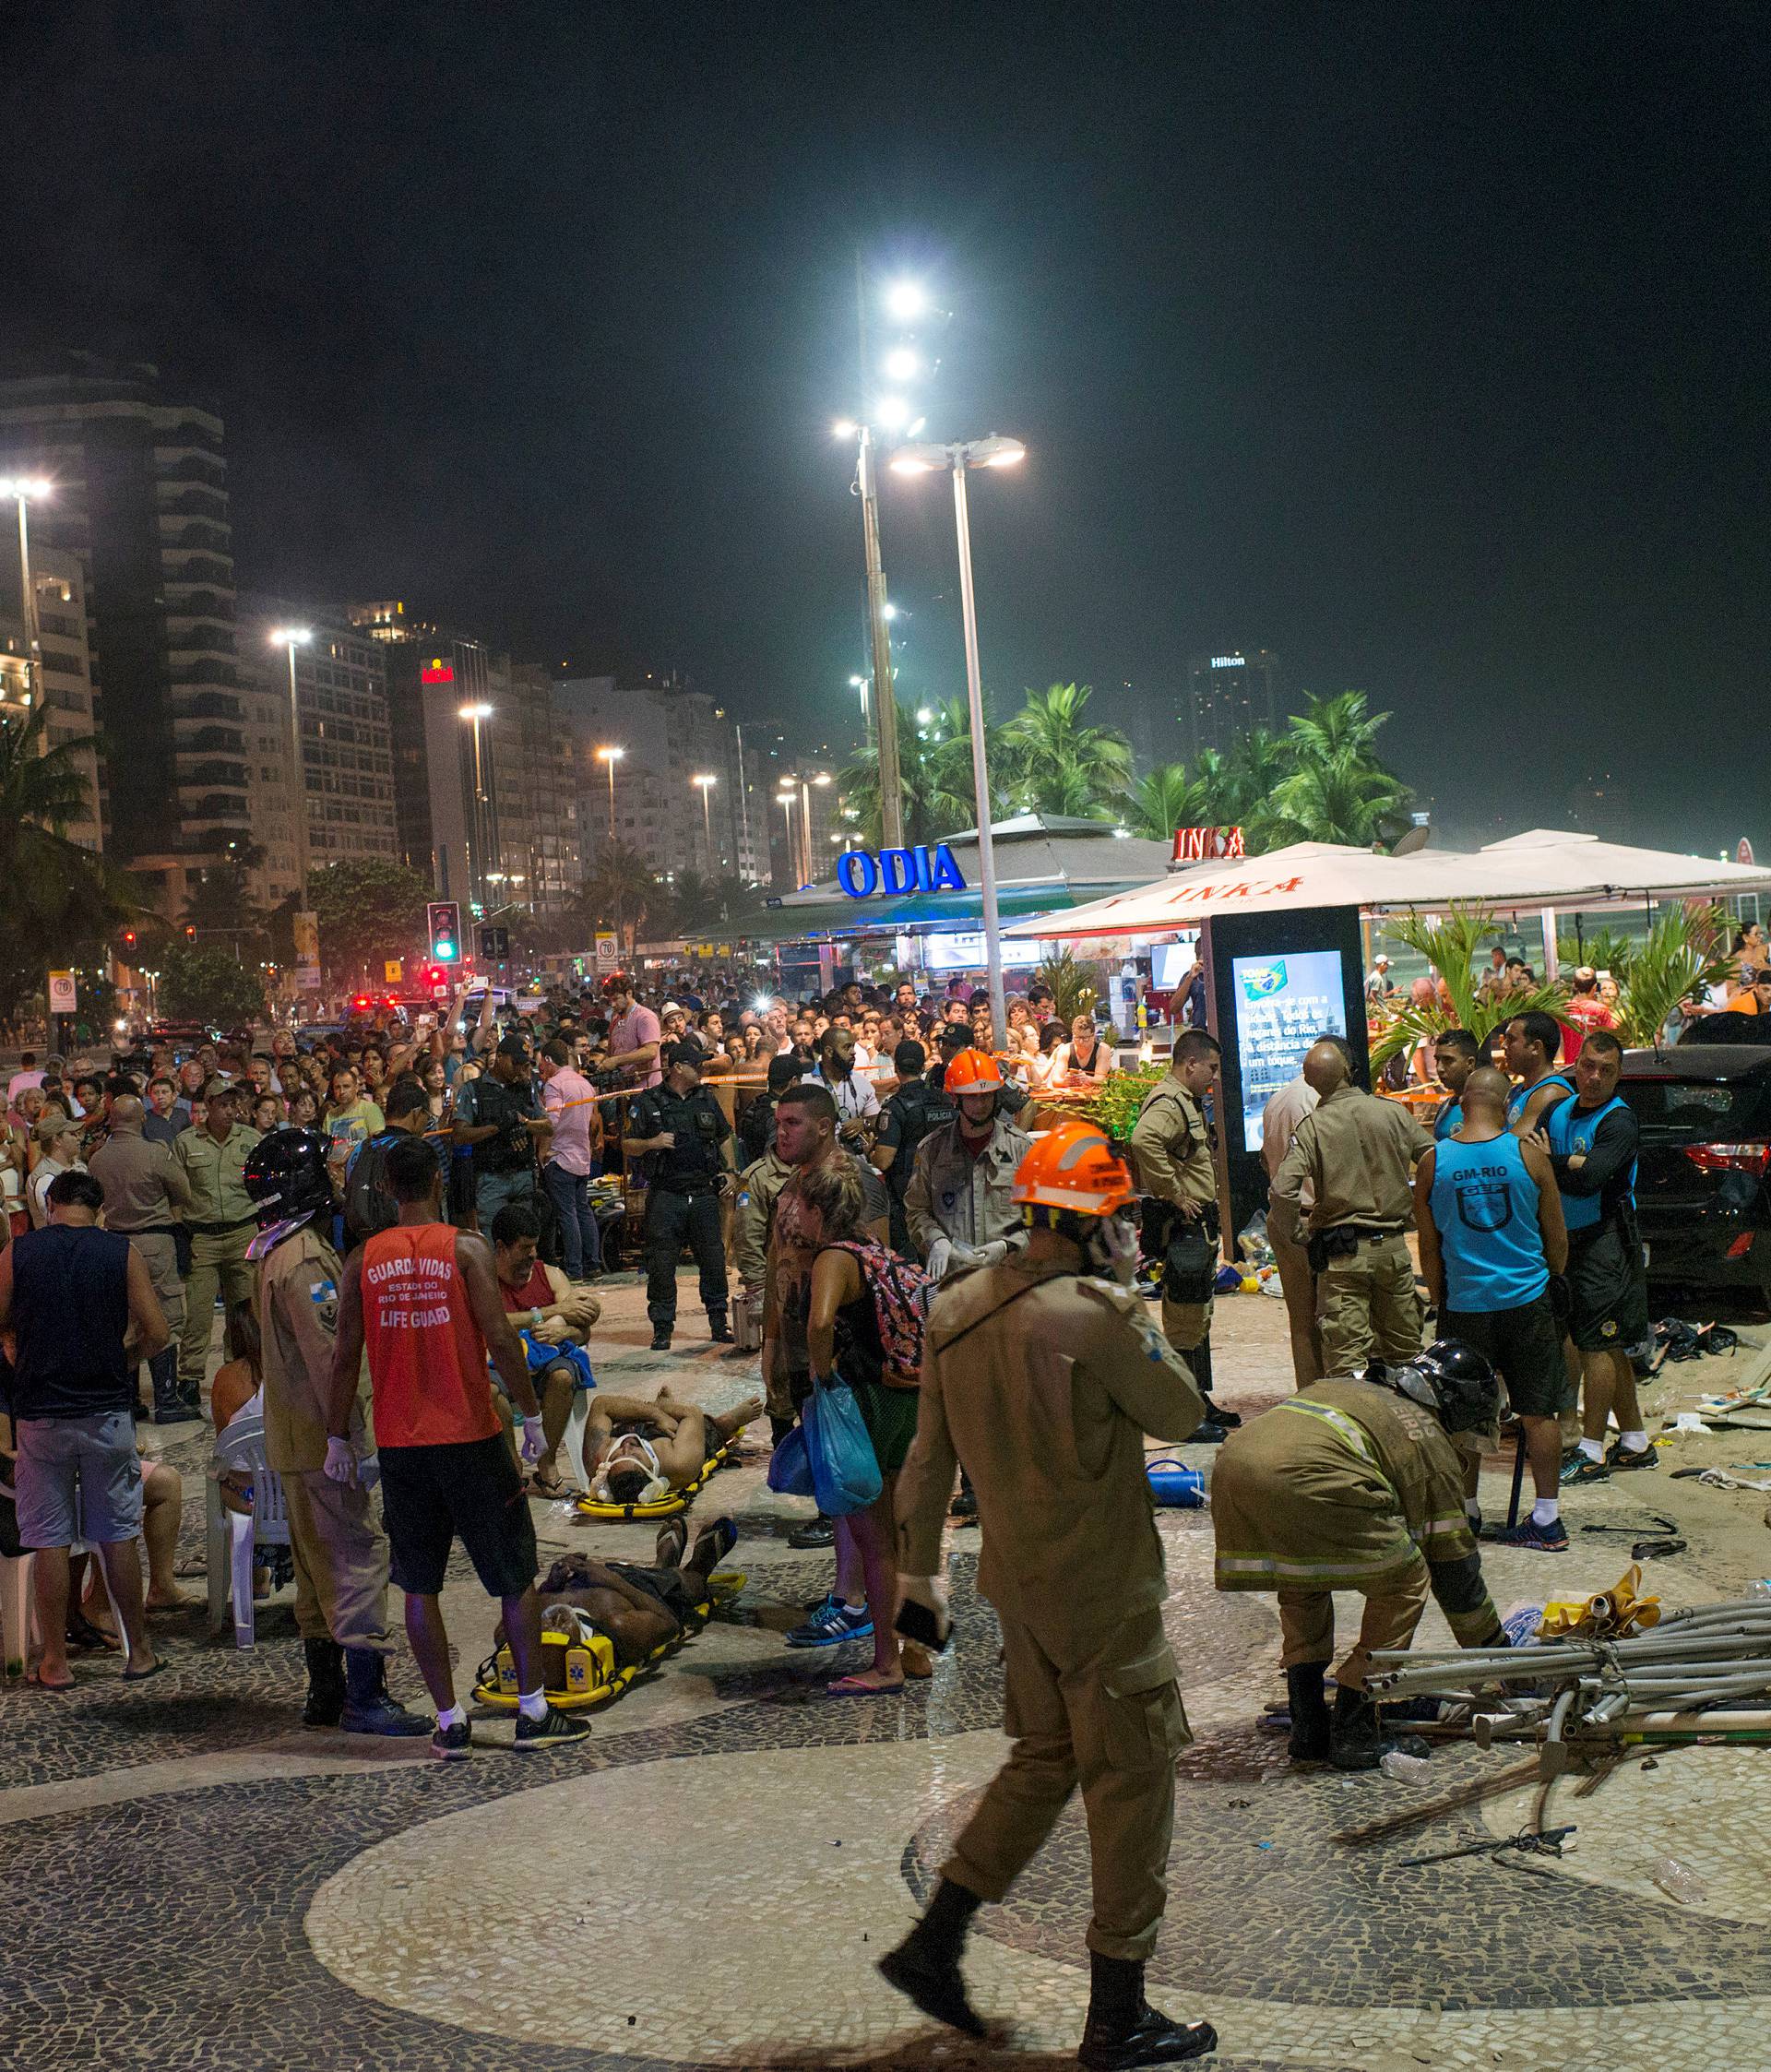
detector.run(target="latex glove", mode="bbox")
[973,1239,1009,1268]
[323,1435,360,1488]
[519,1415,545,1464]
[896,1573,954,1652]
[925,1237,953,1283]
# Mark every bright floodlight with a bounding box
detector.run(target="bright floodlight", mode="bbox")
[0,477,53,499]
[831,418,857,439]
[850,674,866,687]
[458,701,493,720]
[269,625,313,646]
[881,601,899,621]
[885,280,927,321]
[882,346,920,383]
[692,772,717,788]
[874,395,912,432]
[978,437,1027,467]
[596,744,624,763]
[813,772,832,787]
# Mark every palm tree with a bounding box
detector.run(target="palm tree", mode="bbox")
[837,697,990,845]
[1370,903,1569,1070]
[1121,762,1194,841]
[1219,727,1291,825]
[1285,689,1396,765]
[1245,691,1413,851]
[1180,747,1237,828]
[576,840,659,949]
[1001,683,1132,820]
[0,705,141,1022]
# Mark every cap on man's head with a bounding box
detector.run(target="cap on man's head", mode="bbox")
[1373,954,1391,967]
[938,1022,970,1051]
[494,1033,530,1060]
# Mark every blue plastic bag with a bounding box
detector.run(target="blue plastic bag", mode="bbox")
[766,1421,814,1498]
[803,1371,883,1517]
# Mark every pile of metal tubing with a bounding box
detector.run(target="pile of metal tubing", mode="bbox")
[1367,1597,1771,1764]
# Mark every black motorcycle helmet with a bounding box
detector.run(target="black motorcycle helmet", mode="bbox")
[244,1127,334,1227]
[1376,1339,1501,1436]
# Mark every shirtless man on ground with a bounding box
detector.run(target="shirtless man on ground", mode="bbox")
[581,1388,762,1505]
[509,1516,740,1665]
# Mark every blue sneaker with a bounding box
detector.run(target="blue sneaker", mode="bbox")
[1493,1515,1570,1552]
[786,1600,874,1648]
[1560,1452,1609,1486]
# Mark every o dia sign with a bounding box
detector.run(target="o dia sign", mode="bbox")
[837,843,968,899]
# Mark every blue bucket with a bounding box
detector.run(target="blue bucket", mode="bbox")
[1147,1457,1206,1508]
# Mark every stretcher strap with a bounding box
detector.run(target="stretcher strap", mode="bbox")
[572,1430,744,1520]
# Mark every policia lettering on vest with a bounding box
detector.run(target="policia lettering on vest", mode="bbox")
[623,1037,734,1352]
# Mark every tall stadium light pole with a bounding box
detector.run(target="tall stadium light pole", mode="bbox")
[267,627,314,910]
[855,422,905,850]
[596,744,624,841]
[459,701,494,912]
[889,435,1027,1047]
[692,773,718,873]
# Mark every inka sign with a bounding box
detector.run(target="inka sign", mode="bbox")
[1171,825,1246,863]
[837,843,968,899]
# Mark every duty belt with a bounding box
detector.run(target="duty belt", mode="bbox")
[188,1214,256,1235]
[112,1223,179,1239]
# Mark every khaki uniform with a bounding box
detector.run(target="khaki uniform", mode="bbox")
[904,1112,1032,1263]
[257,1224,394,1653]
[1260,1075,1322,1389]
[898,1259,1206,1961]
[734,1150,792,1416]
[173,1122,262,1393]
[1269,1085,1432,1377]
[88,1128,192,1343]
[1129,1077,1216,1353]
[1212,1377,1500,1688]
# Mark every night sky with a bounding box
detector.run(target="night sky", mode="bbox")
[9,4,1768,851]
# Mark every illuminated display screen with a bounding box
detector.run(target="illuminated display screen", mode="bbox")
[1231,947,1349,1153]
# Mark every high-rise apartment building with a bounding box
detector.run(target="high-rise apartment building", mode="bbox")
[351,602,577,920]
[0,543,103,853]
[0,354,251,902]
[235,595,399,908]
[554,673,749,887]
[1183,649,1283,760]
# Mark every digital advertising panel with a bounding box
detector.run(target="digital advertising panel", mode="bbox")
[1230,947,1349,1152]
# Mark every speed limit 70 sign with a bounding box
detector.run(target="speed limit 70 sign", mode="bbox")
[48,971,77,1015]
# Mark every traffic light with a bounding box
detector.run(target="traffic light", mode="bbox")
[122,927,137,951]
[478,923,510,961]
[426,900,460,964]
[184,924,197,942]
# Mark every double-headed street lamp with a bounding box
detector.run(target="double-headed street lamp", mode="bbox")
[459,700,494,911]
[777,768,831,889]
[267,626,314,911]
[595,744,624,841]
[890,435,1027,1046]
[692,772,719,873]
[1,476,53,717]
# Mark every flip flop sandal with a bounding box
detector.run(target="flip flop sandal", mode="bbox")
[526,1473,572,1501]
[121,1655,172,1683]
[29,1669,76,1692]
[826,1675,906,1697]
[66,1614,120,1652]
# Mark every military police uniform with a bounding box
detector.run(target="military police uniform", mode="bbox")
[629,1078,732,1340]
[897,1258,1206,1961]
[874,1073,953,1256]
[257,1223,396,1651]
[1270,1084,1432,1377]
[172,1120,262,1396]
[1128,1074,1218,1375]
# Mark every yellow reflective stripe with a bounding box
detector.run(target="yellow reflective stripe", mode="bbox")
[1217,1544,1417,1585]
[1277,1397,1379,1469]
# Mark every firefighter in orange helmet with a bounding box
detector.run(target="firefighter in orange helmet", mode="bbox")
[883,1120,1216,2068]
[903,1048,1032,1283]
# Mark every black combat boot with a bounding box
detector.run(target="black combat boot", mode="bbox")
[1328,1685,1432,1772]
[876,1877,987,2038]
[149,1349,191,1425]
[708,1310,733,1344]
[650,1326,672,1352]
[1191,1337,1239,1427]
[1285,1661,1331,1763]
[339,1648,432,1737]
[1077,1951,1217,2069]
[301,1638,347,1728]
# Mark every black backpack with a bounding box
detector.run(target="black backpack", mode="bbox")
[738,1091,777,1166]
[344,1129,401,1245]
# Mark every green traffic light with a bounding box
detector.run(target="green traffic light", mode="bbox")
[437,939,456,960]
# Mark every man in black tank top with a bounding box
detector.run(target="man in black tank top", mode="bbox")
[0,1170,173,1688]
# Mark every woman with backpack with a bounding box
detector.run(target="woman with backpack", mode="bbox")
[778,1157,932,1692]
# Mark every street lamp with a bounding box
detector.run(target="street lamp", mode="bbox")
[458,701,494,911]
[0,477,52,717]
[889,435,1028,1045]
[692,772,719,873]
[595,744,624,841]
[267,626,314,912]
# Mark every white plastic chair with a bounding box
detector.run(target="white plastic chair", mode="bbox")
[209,1408,291,1649]
[561,1392,593,1494]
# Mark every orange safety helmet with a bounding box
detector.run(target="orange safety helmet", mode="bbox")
[943,1046,1004,1095]
[1012,1117,1135,1219]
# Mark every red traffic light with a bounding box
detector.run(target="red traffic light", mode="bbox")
[184,924,197,941]
[122,928,137,948]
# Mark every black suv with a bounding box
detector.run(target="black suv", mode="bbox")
[1621,1042,1771,1311]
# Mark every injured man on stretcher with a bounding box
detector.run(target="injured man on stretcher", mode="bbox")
[501,1516,741,1668]
[581,1388,763,1506]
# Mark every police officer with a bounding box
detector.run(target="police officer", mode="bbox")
[624,1035,734,1352]
[1269,1038,1433,1378]
[872,1039,953,1256]
[883,1122,1217,2069]
[244,1129,428,1737]
[1129,1028,1232,1437]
